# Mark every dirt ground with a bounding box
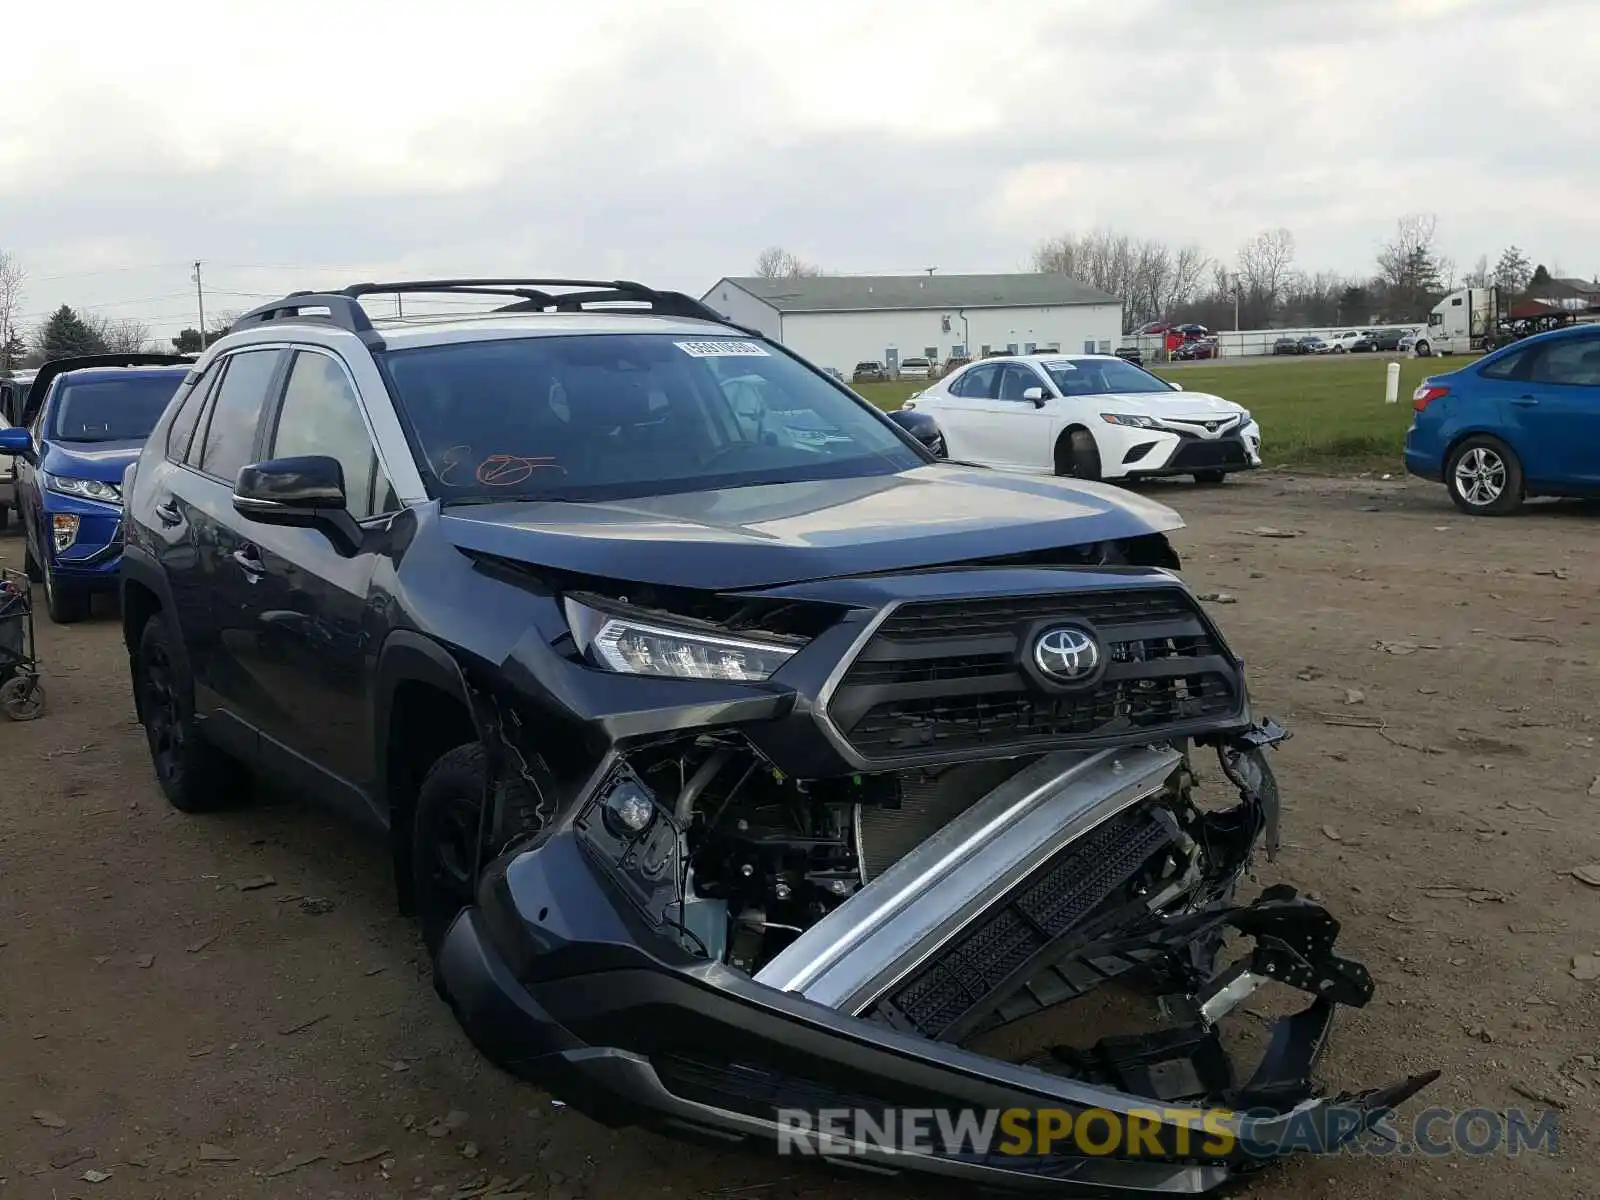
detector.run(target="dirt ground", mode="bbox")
[2,473,1597,1200]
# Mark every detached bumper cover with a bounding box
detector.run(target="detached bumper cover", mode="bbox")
[435,827,1436,1196]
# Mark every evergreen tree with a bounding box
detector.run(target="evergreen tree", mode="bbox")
[35,305,109,361]
[1,329,25,371]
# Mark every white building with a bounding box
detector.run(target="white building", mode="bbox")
[699,273,1124,374]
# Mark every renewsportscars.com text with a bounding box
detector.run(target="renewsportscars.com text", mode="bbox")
[775,1104,1559,1160]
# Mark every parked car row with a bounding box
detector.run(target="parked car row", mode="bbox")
[1272,328,1421,356]
[850,354,971,383]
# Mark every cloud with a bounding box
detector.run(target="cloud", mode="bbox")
[1,0,1595,341]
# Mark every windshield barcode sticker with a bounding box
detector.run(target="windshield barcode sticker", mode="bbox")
[676,340,770,357]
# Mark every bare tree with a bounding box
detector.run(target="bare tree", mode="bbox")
[0,251,25,371]
[1492,246,1531,294]
[1235,228,1296,317]
[1376,213,1445,320]
[1462,255,1492,288]
[1169,245,1211,309]
[83,313,154,353]
[753,246,822,279]
[1034,229,1207,330]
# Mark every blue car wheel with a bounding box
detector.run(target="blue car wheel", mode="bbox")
[1444,434,1524,517]
[41,555,92,624]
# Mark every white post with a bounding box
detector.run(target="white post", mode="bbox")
[1384,361,1401,404]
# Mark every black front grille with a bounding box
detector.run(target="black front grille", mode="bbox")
[872,588,1193,642]
[1167,438,1249,470]
[825,585,1242,765]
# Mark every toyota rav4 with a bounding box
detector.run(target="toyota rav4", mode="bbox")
[119,278,1430,1196]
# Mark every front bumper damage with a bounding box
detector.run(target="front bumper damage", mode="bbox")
[434,719,1436,1195]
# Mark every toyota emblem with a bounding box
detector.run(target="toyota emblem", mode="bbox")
[1032,626,1101,682]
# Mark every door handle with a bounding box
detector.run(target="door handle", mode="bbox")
[1511,396,1539,406]
[154,499,182,526]
[231,546,265,581]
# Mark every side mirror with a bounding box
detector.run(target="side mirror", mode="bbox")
[1021,386,1047,405]
[0,425,32,459]
[233,455,362,555]
[1169,381,1184,391]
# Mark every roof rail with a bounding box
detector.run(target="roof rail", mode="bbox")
[229,278,735,347]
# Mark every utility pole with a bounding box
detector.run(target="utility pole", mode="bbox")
[192,260,206,347]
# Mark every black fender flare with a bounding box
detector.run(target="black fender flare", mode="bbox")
[375,629,487,914]
[374,628,488,805]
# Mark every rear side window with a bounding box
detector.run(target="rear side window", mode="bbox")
[166,364,222,461]
[950,364,999,398]
[1479,348,1531,381]
[196,350,282,481]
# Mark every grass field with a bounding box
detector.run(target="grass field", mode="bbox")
[852,355,1465,472]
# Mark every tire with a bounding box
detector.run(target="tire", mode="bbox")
[1415,341,1431,357]
[0,674,44,721]
[1192,470,1227,485]
[1444,435,1524,516]
[1054,428,1102,482]
[23,539,41,582]
[412,742,549,958]
[42,562,91,624]
[0,505,9,532]
[134,613,249,812]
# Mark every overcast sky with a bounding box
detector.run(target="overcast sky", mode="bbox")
[2,0,1595,344]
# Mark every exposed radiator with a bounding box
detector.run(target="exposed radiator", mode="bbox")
[856,758,1035,880]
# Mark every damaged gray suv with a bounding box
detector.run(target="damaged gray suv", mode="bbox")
[119,278,1435,1196]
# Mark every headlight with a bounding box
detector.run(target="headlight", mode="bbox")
[46,474,121,504]
[1237,409,1252,426]
[1100,413,1159,428]
[566,599,800,682]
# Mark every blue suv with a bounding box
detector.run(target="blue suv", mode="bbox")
[0,354,192,622]
[1404,324,1600,515]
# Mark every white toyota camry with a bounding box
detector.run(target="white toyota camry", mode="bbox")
[897,353,1262,484]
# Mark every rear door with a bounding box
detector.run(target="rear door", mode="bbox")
[141,356,230,702]
[927,362,999,461]
[232,348,400,821]
[183,347,290,743]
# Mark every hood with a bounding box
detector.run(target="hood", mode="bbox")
[439,463,1184,591]
[1091,390,1242,417]
[42,438,146,482]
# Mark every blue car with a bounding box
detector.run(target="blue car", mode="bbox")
[0,354,192,622]
[1404,323,1600,515]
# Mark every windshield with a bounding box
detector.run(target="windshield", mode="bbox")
[384,333,925,502]
[48,373,185,442]
[1039,357,1175,397]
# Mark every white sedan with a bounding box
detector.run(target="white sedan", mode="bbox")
[899,353,1262,484]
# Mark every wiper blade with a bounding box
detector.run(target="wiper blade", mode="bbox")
[441,493,568,506]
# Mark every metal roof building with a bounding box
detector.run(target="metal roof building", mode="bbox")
[701,273,1123,376]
